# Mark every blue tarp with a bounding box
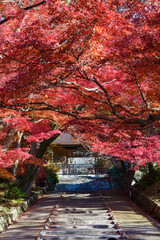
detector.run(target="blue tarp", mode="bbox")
[56,176,111,192]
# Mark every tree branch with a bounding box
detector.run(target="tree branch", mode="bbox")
[27,102,115,121]
[0,17,9,25]
[1,102,160,128]
[124,113,160,127]
[0,0,46,25]
[23,0,46,10]
[127,64,148,107]
[92,76,125,119]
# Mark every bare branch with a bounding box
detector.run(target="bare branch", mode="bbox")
[0,17,9,25]
[124,113,160,127]
[127,64,148,107]
[92,76,125,119]
[23,0,46,10]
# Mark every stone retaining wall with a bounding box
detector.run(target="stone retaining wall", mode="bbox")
[131,189,160,222]
[0,188,47,232]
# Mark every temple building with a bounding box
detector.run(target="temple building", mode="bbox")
[53,133,96,175]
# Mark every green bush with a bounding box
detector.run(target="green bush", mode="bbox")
[48,173,59,191]
[0,183,9,190]
[138,165,160,189]
[5,182,27,199]
[44,163,60,174]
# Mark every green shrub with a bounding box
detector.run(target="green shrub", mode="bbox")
[5,183,27,199]
[44,163,60,174]
[0,183,9,190]
[48,173,59,191]
[138,165,160,189]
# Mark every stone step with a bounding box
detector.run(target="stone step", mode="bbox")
[47,221,117,226]
[48,216,116,222]
[44,226,122,235]
[38,192,128,240]
[54,210,111,214]
[39,232,124,240]
[39,237,124,240]
[45,224,119,230]
[50,211,114,216]
[56,207,107,210]
[42,228,122,234]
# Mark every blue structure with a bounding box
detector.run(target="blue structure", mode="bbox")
[56,175,112,192]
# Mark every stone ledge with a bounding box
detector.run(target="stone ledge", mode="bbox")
[0,188,47,232]
[131,189,160,221]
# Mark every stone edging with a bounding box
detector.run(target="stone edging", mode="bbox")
[0,188,47,232]
[131,189,160,222]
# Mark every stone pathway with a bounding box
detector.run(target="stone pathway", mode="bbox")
[0,192,61,240]
[38,192,128,240]
[101,190,160,240]
[0,190,159,240]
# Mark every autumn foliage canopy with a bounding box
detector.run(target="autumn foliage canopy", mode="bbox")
[0,0,160,169]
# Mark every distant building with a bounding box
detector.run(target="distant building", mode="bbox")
[53,133,96,175]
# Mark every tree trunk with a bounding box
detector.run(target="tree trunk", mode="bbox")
[2,128,15,151]
[19,134,60,194]
[13,131,23,177]
[19,164,38,194]
[148,162,154,177]
[120,161,135,195]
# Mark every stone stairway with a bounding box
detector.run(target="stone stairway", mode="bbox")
[38,192,128,240]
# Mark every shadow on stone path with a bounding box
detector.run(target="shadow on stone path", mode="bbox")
[38,192,127,240]
[0,190,160,240]
[101,190,160,240]
[0,192,61,240]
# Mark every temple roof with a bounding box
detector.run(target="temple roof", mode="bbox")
[53,133,79,145]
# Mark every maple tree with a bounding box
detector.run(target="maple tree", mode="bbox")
[0,110,61,192]
[0,111,61,166]
[0,0,159,182]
